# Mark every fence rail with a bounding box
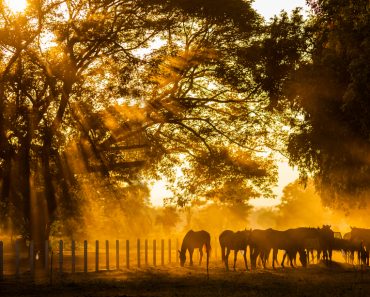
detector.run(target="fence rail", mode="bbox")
[0,237,219,279]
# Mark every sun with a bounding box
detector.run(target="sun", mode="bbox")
[5,0,27,13]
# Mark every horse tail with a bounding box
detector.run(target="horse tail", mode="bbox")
[204,242,212,253]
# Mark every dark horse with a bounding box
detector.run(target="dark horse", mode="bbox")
[179,230,211,274]
[219,229,250,271]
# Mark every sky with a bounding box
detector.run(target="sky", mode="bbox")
[252,0,309,20]
[149,0,308,207]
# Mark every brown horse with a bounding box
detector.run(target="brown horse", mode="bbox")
[179,230,211,274]
[249,229,272,269]
[219,229,250,271]
[267,229,307,269]
[350,227,370,266]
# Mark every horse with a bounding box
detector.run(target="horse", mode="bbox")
[319,225,335,263]
[350,227,370,266]
[268,229,307,269]
[179,230,211,274]
[279,226,333,265]
[219,229,250,271]
[249,229,273,269]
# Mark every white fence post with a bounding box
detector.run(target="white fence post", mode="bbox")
[137,239,140,268]
[84,240,88,273]
[0,241,3,280]
[30,240,34,275]
[45,240,49,271]
[176,238,179,264]
[214,236,217,260]
[59,240,63,275]
[15,240,20,278]
[71,240,75,273]
[161,239,164,266]
[95,240,99,272]
[126,240,129,269]
[168,239,171,264]
[153,240,156,267]
[116,240,119,270]
[106,240,109,270]
[145,240,148,266]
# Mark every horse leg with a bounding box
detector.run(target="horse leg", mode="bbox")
[233,250,238,271]
[289,252,295,268]
[199,248,203,266]
[189,248,194,266]
[221,244,225,263]
[243,249,248,271]
[250,247,257,270]
[262,250,268,269]
[272,249,277,269]
[317,249,321,262]
[225,248,231,271]
[281,252,286,268]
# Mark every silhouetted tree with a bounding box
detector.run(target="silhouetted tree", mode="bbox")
[286,0,370,207]
[0,0,308,256]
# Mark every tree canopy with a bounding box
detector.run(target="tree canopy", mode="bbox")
[1,0,368,247]
[0,0,293,243]
[286,0,370,208]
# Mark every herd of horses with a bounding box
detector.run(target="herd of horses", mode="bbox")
[178,227,370,273]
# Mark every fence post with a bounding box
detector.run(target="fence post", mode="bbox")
[214,236,217,260]
[59,240,63,275]
[45,240,49,271]
[153,240,156,267]
[137,239,140,268]
[0,241,3,280]
[84,240,88,273]
[168,239,171,264]
[15,239,20,278]
[126,240,130,269]
[116,240,119,270]
[161,239,164,266]
[71,240,75,273]
[95,240,99,272]
[30,240,34,276]
[176,238,179,264]
[145,239,148,266]
[106,240,109,270]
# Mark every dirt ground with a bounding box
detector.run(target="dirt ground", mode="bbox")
[1,262,370,297]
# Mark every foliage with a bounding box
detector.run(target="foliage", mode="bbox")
[0,0,308,242]
[286,0,370,207]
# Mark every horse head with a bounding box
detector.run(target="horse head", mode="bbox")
[179,249,186,267]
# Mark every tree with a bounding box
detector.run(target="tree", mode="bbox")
[0,0,164,253]
[286,0,370,207]
[0,0,303,257]
[276,180,327,228]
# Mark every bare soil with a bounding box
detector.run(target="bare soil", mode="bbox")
[1,262,370,297]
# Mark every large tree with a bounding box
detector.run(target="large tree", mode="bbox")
[286,0,370,208]
[0,0,165,249]
[0,0,304,256]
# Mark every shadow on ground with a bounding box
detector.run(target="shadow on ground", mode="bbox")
[1,262,370,297]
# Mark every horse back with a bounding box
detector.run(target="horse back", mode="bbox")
[183,230,210,249]
[351,227,370,244]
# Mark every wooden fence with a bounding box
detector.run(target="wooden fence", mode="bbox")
[0,236,219,279]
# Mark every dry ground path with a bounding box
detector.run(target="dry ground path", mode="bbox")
[1,262,370,297]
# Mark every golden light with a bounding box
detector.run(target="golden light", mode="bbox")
[5,0,27,13]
